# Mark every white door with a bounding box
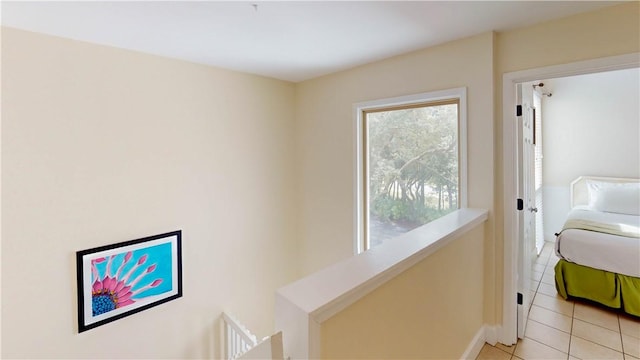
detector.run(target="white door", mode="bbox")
[516,83,537,339]
[533,91,545,255]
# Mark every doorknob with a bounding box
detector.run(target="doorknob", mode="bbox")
[529,207,538,213]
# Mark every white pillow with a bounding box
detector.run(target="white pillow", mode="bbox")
[587,180,640,216]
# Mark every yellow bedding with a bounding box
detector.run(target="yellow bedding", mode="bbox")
[563,218,640,238]
[555,259,640,317]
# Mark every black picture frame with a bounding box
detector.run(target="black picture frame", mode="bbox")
[76,230,182,333]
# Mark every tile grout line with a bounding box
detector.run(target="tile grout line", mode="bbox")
[567,294,575,360]
[526,245,568,359]
[527,317,571,335]
[523,320,572,354]
[512,333,520,360]
[546,239,572,360]
[532,291,573,317]
[569,334,627,358]
[571,318,627,355]
[617,313,625,356]
[521,335,570,358]
[569,303,627,334]
[492,344,512,360]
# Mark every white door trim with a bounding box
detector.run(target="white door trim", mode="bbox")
[501,52,640,345]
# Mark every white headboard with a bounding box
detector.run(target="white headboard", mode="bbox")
[571,176,640,208]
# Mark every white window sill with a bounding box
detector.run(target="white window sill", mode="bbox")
[276,208,489,323]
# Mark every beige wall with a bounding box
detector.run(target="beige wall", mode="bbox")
[294,32,495,277]
[2,2,639,358]
[496,3,640,75]
[1,27,298,359]
[296,1,639,339]
[320,224,484,359]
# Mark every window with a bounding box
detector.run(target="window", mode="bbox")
[355,88,467,253]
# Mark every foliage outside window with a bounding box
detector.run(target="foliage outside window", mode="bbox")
[363,100,460,249]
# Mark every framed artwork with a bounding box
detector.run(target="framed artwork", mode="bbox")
[76,230,182,333]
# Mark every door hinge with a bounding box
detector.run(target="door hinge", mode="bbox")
[517,198,524,211]
[516,105,522,117]
[517,292,523,305]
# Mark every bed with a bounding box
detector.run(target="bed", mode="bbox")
[554,176,640,317]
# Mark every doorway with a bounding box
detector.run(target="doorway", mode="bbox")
[500,52,640,345]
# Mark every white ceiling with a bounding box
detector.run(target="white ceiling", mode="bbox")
[1,1,621,82]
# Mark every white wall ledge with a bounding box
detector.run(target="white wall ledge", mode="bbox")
[275,208,489,359]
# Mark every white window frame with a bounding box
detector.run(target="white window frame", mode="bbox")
[353,87,468,254]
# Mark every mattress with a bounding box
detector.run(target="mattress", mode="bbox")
[555,206,640,278]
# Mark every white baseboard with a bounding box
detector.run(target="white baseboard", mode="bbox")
[460,325,502,360]
[460,326,486,360]
[484,325,500,346]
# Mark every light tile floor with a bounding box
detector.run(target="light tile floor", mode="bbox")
[477,243,640,360]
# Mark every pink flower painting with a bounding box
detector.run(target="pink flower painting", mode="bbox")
[91,252,163,316]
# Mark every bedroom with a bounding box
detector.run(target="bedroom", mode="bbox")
[527,67,639,305]
[500,67,640,358]
[535,68,640,246]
